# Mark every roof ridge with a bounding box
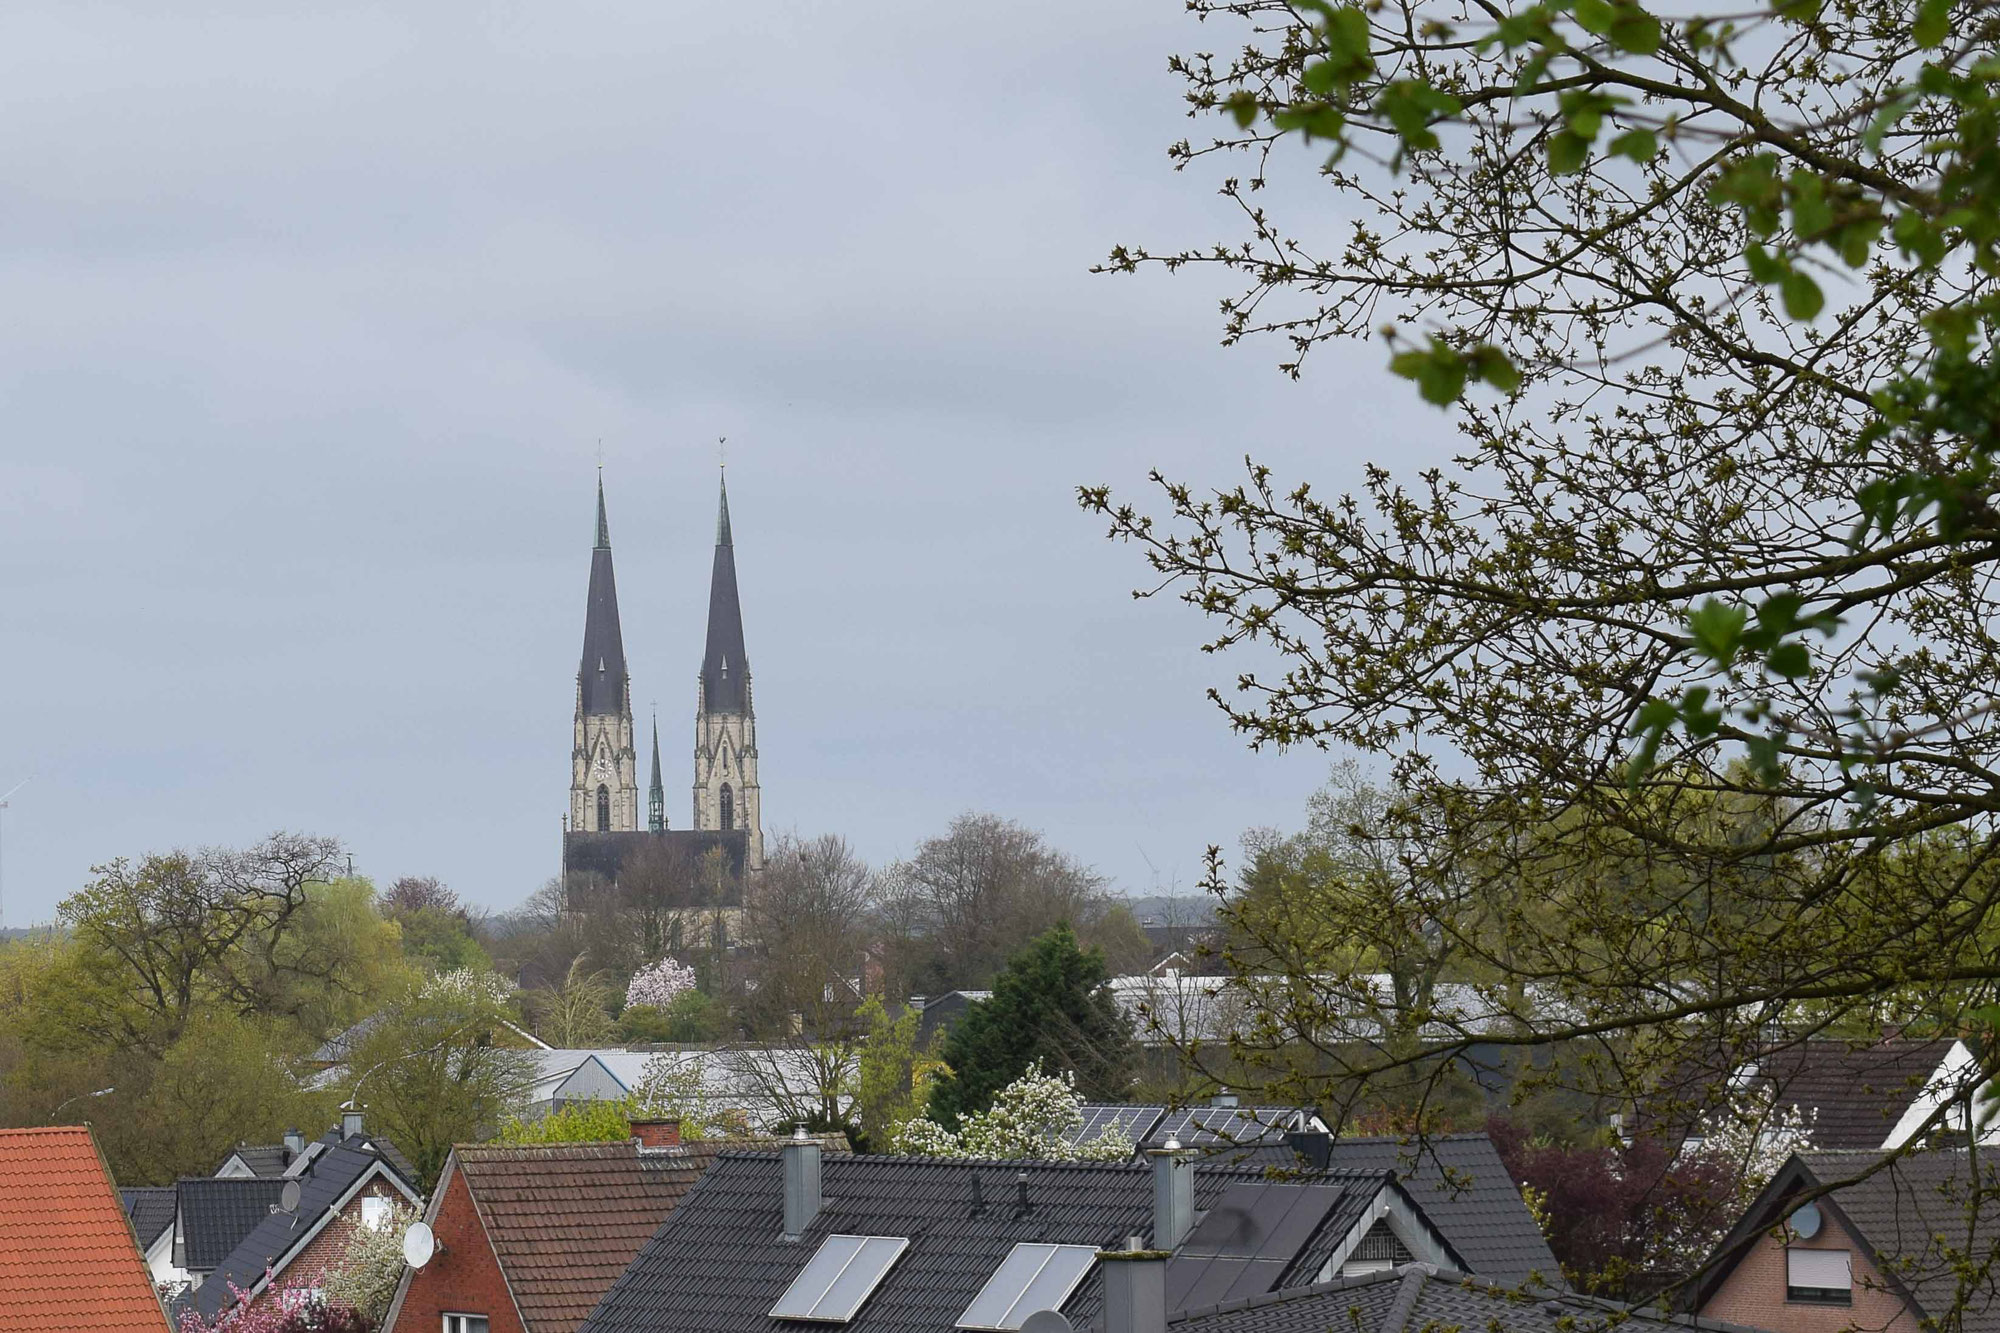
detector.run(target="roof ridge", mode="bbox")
[1168,1266,1410,1324]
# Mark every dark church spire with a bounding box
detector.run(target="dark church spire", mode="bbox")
[648,713,665,831]
[700,473,750,714]
[577,474,629,716]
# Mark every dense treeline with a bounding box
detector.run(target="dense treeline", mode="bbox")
[0,811,1156,1185]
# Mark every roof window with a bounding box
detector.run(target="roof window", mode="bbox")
[958,1244,1099,1330]
[770,1235,909,1322]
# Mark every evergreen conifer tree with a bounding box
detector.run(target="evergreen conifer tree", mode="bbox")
[927,925,1136,1126]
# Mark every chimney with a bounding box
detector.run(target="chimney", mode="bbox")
[282,1128,306,1160]
[783,1126,823,1241]
[1285,1130,1332,1170]
[631,1117,682,1149]
[1210,1087,1239,1109]
[1148,1141,1195,1250]
[1099,1238,1169,1333]
[340,1103,365,1140]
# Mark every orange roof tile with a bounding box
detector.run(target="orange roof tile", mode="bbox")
[0,1126,172,1332]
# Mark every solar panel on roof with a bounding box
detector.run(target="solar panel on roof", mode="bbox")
[1165,1183,1349,1309]
[1071,1106,1165,1145]
[957,1244,1098,1330]
[770,1235,909,1322]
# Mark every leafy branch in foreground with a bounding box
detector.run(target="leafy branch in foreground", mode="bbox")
[1088,0,2000,1304]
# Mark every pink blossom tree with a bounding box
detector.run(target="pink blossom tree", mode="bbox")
[625,956,697,1012]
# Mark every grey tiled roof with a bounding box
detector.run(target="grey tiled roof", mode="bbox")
[581,1154,1406,1333]
[1069,1118,1557,1289]
[221,1145,291,1177]
[195,1144,414,1319]
[1308,1136,1559,1288]
[121,1186,177,1250]
[176,1177,285,1271]
[1170,1266,1749,1333]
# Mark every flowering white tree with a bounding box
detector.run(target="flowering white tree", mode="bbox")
[890,1064,1131,1162]
[626,957,697,1011]
[322,1198,421,1324]
[420,967,514,1007]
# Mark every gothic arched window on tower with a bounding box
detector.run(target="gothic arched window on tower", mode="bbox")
[597,784,611,832]
[720,784,734,831]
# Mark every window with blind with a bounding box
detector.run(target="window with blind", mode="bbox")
[1786,1248,1852,1304]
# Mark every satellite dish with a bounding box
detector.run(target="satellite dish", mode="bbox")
[403,1221,437,1269]
[278,1180,302,1214]
[1790,1201,1823,1240]
[1021,1312,1074,1333]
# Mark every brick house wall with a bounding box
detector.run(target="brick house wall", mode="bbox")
[388,1168,525,1333]
[235,1177,413,1320]
[1700,1208,1919,1333]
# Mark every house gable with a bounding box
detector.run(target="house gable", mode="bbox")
[385,1162,527,1333]
[1700,1186,1919,1333]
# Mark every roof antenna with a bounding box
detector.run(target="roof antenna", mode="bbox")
[1015,1171,1032,1216]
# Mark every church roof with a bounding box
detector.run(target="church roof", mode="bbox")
[563,830,751,894]
[700,476,750,715]
[579,476,630,717]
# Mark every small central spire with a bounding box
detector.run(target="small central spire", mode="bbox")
[648,711,666,832]
[716,471,733,547]
[595,471,611,549]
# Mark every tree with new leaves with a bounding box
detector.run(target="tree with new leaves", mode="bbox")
[1087,0,2000,1311]
[927,925,1137,1126]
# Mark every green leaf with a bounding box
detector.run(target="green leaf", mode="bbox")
[1389,338,1469,405]
[1573,0,1615,33]
[1688,599,1749,665]
[1608,128,1657,161]
[1224,91,1260,129]
[1471,345,1523,393]
[1782,270,1825,319]
[1745,735,1781,782]
[1607,3,1662,52]
[1767,642,1811,678]
[1744,243,1786,284]
[1914,0,1950,48]
[1789,171,1832,240]
[1548,131,1590,174]
[1320,7,1376,90]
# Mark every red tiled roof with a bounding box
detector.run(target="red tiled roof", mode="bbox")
[0,1126,172,1332]
[456,1134,849,1333]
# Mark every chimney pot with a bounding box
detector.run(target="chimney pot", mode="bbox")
[340,1104,364,1140]
[282,1128,305,1159]
[783,1131,823,1241]
[1211,1087,1239,1109]
[631,1117,682,1149]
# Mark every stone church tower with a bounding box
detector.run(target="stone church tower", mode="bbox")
[570,477,641,833]
[693,475,763,869]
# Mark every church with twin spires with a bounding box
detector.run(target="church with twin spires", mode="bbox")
[560,471,764,896]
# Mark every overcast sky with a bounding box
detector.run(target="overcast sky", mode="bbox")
[0,0,1437,926]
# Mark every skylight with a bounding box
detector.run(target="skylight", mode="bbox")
[770,1235,910,1322]
[957,1244,1099,1331]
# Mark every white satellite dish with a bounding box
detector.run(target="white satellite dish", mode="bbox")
[278,1180,302,1214]
[402,1220,437,1269]
[1022,1311,1074,1333]
[1790,1201,1823,1239]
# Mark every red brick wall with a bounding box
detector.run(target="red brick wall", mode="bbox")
[238,1179,418,1321]
[388,1168,525,1333]
[1701,1209,1920,1333]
